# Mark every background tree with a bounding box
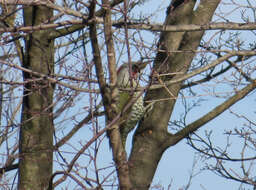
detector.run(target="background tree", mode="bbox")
[0,0,256,189]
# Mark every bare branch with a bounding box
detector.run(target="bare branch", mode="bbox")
[101,0,132,188]
[0,60,98,93]
[171,80,256,146]
[113,21,256,32]
[2,20,256,36]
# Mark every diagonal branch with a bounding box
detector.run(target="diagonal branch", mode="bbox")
[169,80,256,146]
[0,60,98,93]
[149,50,256,91]
[181,64,232,89]
[54,110,104,149]
[50,0,124,39]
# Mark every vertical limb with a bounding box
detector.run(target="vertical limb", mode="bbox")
[19,5,54,190]
[89,0,132,189]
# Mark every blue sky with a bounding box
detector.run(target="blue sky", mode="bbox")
[52,0,256,189]
[1,0,256,189]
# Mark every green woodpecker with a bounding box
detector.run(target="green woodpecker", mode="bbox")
[117,61,150,146]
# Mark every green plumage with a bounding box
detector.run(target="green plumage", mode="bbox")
[117,62,149,147]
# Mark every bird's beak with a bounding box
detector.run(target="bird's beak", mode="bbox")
[137,61,150,71]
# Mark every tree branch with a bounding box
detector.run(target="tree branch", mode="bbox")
[0,163,18,174]
[170,80,256,146]
[0,60,98,93]
[49,0,124,39]
[54,110,104,149]
[2,20,256,35]
[113,21,256,32]
[150,50,256,89]
[101,0,132,189]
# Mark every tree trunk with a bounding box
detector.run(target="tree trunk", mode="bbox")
[18,5,54,190]
[129,0,221,189]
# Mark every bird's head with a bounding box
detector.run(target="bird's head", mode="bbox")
[117,61,149,87]
[118,61,149,78]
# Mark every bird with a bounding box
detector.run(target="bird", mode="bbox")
[116,61,151,147]
[166,0,191,14]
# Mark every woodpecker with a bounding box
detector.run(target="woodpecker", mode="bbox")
[117,61,150,146]
[167,0,191,14]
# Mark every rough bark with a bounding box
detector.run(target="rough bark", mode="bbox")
[18,5,54,190]
[101,0,132,188]
[89,0,131,189]
[129,0,221,189]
